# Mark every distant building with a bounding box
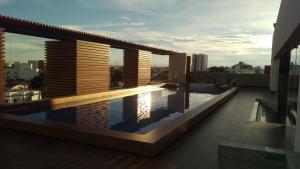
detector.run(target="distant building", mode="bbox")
[191,54,208,72]
[151,66,169,83]
[4,83,42,104]
[4,90,41,104]
[5,61,40,81]
[28,60,45,71]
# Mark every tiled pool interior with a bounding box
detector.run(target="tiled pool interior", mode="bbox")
[7,88,221,134]
[218,142,300,169]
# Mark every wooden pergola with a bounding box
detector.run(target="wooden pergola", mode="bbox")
[0,15,178,102]
[0,15,175,55]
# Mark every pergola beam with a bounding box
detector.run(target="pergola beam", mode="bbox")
[0,15,175,55]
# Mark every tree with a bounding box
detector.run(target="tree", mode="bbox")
[30,72,46,96]
[209,66,229,72]
[110,68,123,82]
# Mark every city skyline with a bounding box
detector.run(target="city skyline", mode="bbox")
[1,0,280,67]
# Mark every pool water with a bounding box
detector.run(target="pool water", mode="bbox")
[9,89,220,134]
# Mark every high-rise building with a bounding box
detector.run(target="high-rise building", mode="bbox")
[28,60,45,71]
[191,54,208,72]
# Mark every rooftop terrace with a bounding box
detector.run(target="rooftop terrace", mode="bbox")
[0,87,293,169]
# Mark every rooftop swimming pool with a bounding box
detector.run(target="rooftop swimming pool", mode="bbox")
[0,85,238,155]
[8,88,220,134]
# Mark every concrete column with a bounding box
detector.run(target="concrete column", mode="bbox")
[0,28,5,105]
[276,51,291,121]
[46,40,110,98]
[168,53,190,84]
[123,49,151,88]
[270,58,280,92]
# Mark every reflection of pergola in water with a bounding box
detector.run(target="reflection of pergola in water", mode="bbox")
[8,101,110,128]
[111,91,189,133]
[0,15,193,104]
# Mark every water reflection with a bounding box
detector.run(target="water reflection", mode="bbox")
[111,90,189,133]
[167,91,186,113]
[137,92,151,122]
[46,101,110,128]
[10,88,217,134]
[122,92,152,123]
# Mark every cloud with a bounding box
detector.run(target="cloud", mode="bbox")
[60,22,272,66]
[4,33,48,63]
[62,21,146,31]
[0,0,11,5]
[120,16,130,21]
[98,22,146,27]
[60,24,128,39]
[134,31,198,43]
[60,25,83,31]
[7,42,41,51]
[75,0,185,16]
[3,0,280,66]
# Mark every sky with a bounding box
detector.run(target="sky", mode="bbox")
[1,0,281,67]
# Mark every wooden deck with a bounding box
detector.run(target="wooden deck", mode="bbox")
[0,127,178,169]
[0,88,293,169]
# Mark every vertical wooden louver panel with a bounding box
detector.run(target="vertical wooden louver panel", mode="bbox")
[46,40,110,98]
[46,41,77,98]
[123,49,151,88]
[0,28,5,104]
[123,49,139,88]
[76,40,110,95]
[138,50,151,86]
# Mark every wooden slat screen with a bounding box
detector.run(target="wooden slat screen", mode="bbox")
[138,50,151,86]
[123,49,139,88]
[46,41,77,98]
[123,49,151,88]
[76,40,110,95]
[46,40,110,98]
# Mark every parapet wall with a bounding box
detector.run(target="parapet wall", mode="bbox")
[190,72,270,88]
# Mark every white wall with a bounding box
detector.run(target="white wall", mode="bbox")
[272,0,300,59]
[4,90,42,104]
[272,0,300,152]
